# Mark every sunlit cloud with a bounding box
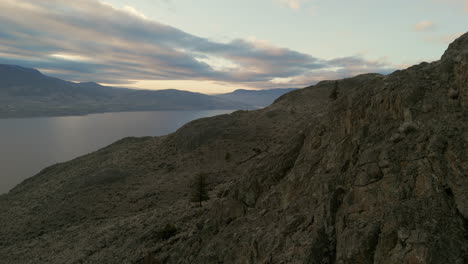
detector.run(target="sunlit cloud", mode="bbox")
[195,56,240,71]
[50,53,94,62]
[100,1,149,19]
[414,21,436,31]
[270,77,293,84]
[106,79,256,94]
[122,5,148,19]
[278,0,310,9]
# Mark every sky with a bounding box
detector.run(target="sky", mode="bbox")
[0,0,466,93]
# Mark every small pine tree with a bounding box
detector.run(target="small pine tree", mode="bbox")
[329,81,339,100]
[225,152,231,161]
[190,173,210,207]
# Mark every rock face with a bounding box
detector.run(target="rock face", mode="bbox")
[0,34,467,263]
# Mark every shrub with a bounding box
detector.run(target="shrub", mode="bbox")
[398,122,417,134]
[158,223,177,240]
[225,152,231,161]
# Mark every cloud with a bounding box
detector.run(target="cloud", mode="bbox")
[414,21,436,32]
[0,0,395,89]
[278,0,310,9]
[267,56,395,88]
[121,5,149,19]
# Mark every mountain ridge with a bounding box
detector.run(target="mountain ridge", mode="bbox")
[0,33,467,263]
[0,65,254,118]
[216,88,298,107]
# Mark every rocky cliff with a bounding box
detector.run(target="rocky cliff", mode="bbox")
[0,33,467,264]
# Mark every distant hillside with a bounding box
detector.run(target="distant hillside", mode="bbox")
[0,65,253,118]
[216,88,297,107]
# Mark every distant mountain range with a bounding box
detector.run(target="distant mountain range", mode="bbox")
[0,64,297,118]
[216,88,297,107]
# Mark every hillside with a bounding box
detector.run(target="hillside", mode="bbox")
[0,65,252,118]
[0,33,467,264]
[216,88,298,107]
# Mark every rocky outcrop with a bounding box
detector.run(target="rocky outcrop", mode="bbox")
[0,33,467,263]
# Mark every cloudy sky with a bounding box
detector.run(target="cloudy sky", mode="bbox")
[0,0,466,93]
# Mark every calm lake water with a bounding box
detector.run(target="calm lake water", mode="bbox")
[0,110,234,194]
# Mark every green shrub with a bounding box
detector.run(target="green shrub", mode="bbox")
[158,223,177,240]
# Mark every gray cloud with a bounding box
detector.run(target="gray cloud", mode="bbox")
[0,0,396,88]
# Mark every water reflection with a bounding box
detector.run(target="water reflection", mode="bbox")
[0,110,233,194]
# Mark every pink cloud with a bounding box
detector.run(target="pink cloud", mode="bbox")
[414,21,436,32]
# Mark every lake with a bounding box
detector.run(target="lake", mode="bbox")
[0,110,234,194]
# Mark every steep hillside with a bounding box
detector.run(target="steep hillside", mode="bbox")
[0,33,467,264]
[0,65,252,118]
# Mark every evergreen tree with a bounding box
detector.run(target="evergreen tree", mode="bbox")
[329,81,339,100]
[190,173,209,207]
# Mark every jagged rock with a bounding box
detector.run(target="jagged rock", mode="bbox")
[0,33,467,264]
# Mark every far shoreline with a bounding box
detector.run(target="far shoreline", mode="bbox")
[0,107,257,120]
